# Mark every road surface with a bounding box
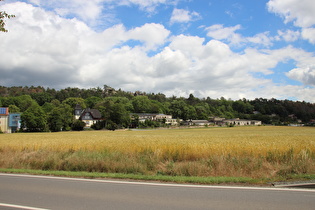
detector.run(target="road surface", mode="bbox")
[0,173,314,210]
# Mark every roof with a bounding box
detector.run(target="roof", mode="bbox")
[132,113,157,116]
[0,107,9,115]
[191,120,210,123]
[89,109,102,119]
[81,108,102,119]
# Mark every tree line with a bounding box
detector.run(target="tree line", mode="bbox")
[0,85,315,132]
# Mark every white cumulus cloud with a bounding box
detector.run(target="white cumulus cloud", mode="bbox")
[276,29,300,42]
[170,8,201,24]
[286,66,315,86]
[267,0,315,44]
[127,23,170,50]
[205,25,274,47]
[1,1,315,102]
[301,28,315,44]
[267,0,315,28]
[24,0,180,25]
[205,24,242,45]
[26,0,105,23]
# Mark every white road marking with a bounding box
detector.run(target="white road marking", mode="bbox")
[0,203,49,210]
[0,173,314,193]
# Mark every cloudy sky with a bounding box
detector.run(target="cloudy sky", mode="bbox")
[0,0,315,102]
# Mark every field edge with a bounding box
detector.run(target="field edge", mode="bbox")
[0,168,308,187]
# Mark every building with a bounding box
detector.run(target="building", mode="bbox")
[209,117,262,126]
[209,117,226,125]
[131,113,172,121]
[9,113,21,133]
[0,107,21,133]
[155,114,173,121]
[74,105,102,127]
[0,107,10,133]
[186,120,213,126]
[131,113,179,126]
[165,118,179,126]
[223,118,262,126]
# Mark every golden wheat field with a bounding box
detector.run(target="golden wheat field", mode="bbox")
[1,126,315,178]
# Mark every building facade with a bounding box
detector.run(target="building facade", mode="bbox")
[0,107,21,133]
[0,107,10,133]
[74,105,102,127]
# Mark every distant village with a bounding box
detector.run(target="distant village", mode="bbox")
[1,105,263,133]
[1,86,314,133]
[128,113,262,127]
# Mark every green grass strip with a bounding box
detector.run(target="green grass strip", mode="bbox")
[0,168,259,185]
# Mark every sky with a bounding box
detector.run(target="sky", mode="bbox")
[0,0,315,102]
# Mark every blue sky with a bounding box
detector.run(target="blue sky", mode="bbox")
[0,0,315,102]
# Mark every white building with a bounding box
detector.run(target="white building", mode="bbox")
[0,107,10,133]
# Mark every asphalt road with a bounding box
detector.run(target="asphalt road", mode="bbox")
[0,173,315,210]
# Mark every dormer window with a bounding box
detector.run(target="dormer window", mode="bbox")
[84,113,91,120]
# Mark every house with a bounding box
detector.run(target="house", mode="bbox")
[131,113,172,121]
[131,113,179,126]
[223,118,262,126]
[165,118,179,126]
[9,113,21,133]
[209,117,226,125]
[0,107,21,133]
[131,113,157,122]
[0,107,10,133]
[74,105,102,128]
[74,104,83,120]
[209,117,262,126]
[155,114,173,120]
[186,120,213,126]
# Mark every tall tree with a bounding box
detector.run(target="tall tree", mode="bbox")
[48,107,63,132]
[21,104,48,132]
[62,97,86,111]
[131,96,152,113]
[31,92,52,106]
[169,99,190,120]
[85,96,102,108]
[8,104,20,113]
[110,103,130,128]
[48,104,73,132]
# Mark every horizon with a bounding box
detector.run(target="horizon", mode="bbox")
[1,85,314,103]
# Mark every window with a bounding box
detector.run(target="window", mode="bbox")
[83,113,91,120]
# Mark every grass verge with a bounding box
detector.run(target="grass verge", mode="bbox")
[2,168,314,186]
[0,168,262,185]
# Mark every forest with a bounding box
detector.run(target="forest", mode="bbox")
[0,85,315,132]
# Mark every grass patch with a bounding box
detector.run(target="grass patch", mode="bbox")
[0,168,259,185]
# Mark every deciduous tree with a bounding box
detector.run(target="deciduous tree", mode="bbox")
[21,104,48,132]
